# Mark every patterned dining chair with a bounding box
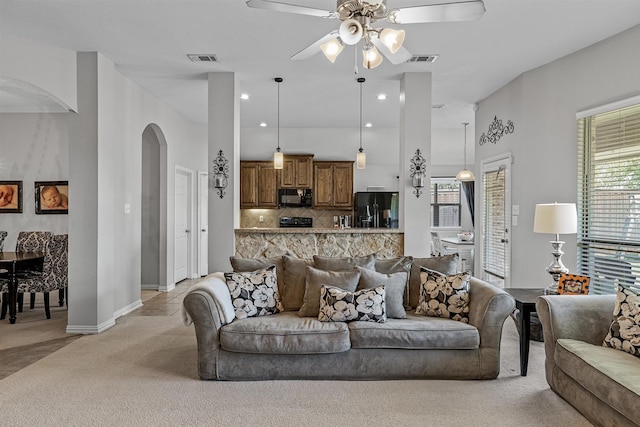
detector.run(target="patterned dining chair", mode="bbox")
[0,231,7,251]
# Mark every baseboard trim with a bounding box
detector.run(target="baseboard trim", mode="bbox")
[66,317,116,334]
[114,299,143,318]
[141,283,159,290]
[159,283,175,292]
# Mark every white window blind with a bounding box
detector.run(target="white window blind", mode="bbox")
[430,178,461,228]
[482,168,506,285]
[577,103,640,295]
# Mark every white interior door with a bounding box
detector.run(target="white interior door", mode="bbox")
[174,168,191,283]
[480,154,512,288]
[198,171,209,277]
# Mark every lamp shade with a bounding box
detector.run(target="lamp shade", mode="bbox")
[533,203,577,235]
[363,45,383,69]
[455,169,475,181]
[379,28,405,53]
[356,149,366,169]
[320,37,343,63]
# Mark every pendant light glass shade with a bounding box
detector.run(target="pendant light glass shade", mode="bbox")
[320,37,344,63]
[362,44,383,69]
[379,28,405,53]
[356,77,366,169]
[456,122,475,181]
[274,77,283,169]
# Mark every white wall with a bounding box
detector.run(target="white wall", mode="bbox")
[476,23,640,288]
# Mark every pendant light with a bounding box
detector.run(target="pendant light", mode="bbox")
[273,77,284,169]
[455,122,475,181]
[356,77,366,169]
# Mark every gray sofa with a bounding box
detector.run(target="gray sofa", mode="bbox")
[183,255,515,381]
[536,295,640,427]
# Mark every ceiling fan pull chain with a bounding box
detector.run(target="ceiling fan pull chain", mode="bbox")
[354,45,359,74]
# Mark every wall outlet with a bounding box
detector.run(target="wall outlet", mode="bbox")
[512,204,520,215]
[124,203,131,214]
[259,215,264,222]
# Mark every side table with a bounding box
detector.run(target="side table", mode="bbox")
[503,288,546,376]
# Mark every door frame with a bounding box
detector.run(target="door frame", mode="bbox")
[197,170,209,278]
[174,165,194,285]
[479,153,512,288]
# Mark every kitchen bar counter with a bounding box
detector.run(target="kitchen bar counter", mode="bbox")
[235,228,404,259]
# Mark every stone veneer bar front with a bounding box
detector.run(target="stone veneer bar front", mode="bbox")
[235,228,404,259]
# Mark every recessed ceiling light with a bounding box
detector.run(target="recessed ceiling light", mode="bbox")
[365,123,372,128]
[240,93,250,100]
[260,122,267,127]
[377,94,387,100]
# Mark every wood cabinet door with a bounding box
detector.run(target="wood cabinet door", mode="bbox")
[313,162,333,208]
[257,163,278,208]
[279,157,296,188]
[332,162,353,209]
[294,156,313,188]
[240,162,258,208]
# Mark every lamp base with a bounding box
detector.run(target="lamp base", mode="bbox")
[544,240,568,295]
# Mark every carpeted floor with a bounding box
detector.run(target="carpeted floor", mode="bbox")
[0,285,592,426]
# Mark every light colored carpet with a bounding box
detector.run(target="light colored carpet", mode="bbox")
[0,312,592,426]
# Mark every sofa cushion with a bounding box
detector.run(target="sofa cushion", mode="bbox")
[313,254,376,271]
[230,255,285,298]
[220,312,350,354]
[603,284,640,358]
[223,265,283,319]
[555,338,640,423]
[349,312,480,349]
[319,285,386,323]
[415,268,471,323]
[298,266,361,317]
[282,255,315,311]
[374,255,412,307]
[409,254,459,308]
[357,267,407,319]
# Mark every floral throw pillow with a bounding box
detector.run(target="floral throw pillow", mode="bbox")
[603,284,640,357]
[223,265,283,320]
[415,267,471,323]
[319,285,386,323]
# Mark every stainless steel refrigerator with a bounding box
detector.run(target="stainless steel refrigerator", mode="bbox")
[354,192,399,228]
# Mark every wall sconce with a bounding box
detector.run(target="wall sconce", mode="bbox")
[212,149,229,199]
[409,148,426,198]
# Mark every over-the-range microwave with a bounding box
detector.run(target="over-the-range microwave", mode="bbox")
[278,189,312,208]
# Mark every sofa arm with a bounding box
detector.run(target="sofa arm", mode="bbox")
[468,278,516,349]
[536,294,615,388]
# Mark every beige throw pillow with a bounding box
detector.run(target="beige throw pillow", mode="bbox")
[313,254,376,271]
[298,266,361,317]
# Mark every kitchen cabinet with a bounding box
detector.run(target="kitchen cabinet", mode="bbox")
[312,161,353,210]
[240,161,278,208]
[279,154,313,188]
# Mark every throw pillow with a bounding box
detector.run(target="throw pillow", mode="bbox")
[375,255,413,310]
[415,267,471,323]
[409,254,459,308]
[223,265,283,320]
[357,267,408,319]
[319,285,386,323]
[313,254,376,271]
[282,255,315,311]
[297,266,361,317]
[603,284,640,357]
[230,255,285,301]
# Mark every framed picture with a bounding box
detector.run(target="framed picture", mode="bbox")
[35,181,69,214]
[558,273,590,295]
[0,180,23,213]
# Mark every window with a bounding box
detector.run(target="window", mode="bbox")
[431,178,461,228]
[577,101,640,295]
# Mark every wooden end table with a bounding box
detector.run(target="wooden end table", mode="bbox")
[503,288,546,376]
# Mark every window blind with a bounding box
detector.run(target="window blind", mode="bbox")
[482,168,506,284]
[577,103,640,295]
[430,178,461,227]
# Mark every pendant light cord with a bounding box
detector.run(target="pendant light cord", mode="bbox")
[277,78,281,151]
[358,77,365,151]
[463,122,469,168]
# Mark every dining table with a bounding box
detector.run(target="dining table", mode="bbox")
[0,251,45,324]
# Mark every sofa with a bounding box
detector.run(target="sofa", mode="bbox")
[182,254,515,381]
[536,295,640,427]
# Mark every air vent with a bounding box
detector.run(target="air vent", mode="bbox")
[407,55,439,63]
[187,54,218,63]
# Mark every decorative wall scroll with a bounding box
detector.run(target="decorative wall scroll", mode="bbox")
[409,149,427,198]
[212,149,229,199]
[479,115,515,145]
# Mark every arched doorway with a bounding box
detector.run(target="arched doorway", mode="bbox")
[141,124,168,291]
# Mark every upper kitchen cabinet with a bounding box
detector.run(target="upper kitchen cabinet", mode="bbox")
[312,161,353,210]
[240,161,278,208]
[279,154,313,189]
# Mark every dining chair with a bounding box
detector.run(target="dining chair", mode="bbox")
[430,231,457,257]
[0,231,7,252]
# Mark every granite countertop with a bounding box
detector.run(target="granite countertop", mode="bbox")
[235,228,404,234]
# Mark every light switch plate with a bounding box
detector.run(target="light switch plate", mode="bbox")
[512,215,518,226]
[512,205,520,215]
[124,203,131,214]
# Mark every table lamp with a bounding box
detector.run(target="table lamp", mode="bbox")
[533,202,577,295]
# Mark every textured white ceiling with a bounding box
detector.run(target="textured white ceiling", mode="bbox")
[1,0,639,130]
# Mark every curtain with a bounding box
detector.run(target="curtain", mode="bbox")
[461,181,475,227]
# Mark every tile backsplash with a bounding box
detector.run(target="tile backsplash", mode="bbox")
[241,208,351,229]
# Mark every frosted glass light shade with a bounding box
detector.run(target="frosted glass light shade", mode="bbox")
[274,150,284,169]
[362,45,383,69]
[533,203,577,235]
[356,149,366,169]
[379,28,405,53]
[320,37,344,63]
[455,169,475,181]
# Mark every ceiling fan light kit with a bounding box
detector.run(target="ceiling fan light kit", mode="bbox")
[247,0,485,68]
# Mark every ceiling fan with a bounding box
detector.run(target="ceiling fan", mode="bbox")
[246,0,486,69]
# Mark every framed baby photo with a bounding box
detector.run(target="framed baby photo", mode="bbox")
[35,181,69,214]
[0,180,23,213]
[558,273,590,295]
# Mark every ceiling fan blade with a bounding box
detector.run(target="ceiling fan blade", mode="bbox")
[246,0,335,18]
[370,37,413,65]
[290,31,340,60]
[388,0,486,24]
